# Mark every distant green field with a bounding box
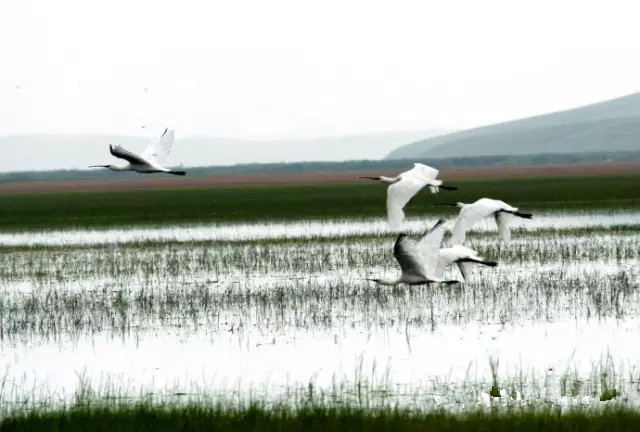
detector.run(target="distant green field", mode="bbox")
[0,174,638,230]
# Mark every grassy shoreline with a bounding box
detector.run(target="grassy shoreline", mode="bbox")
[0,174,639,230]
[3,403,640,432]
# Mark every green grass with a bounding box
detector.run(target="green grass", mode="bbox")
[2,404,640,432]
[0,174,639,230]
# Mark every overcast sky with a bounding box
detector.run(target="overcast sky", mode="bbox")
[1,0,639,140]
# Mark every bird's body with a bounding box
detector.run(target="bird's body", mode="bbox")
[449,198,532,244]
[90,129,186,175]
[368,220,459,286]
[418,219,498,281]
[360,163,457,227]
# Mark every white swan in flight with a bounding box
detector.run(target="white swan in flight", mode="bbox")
[418,219,498,281]
[445,198,532,244]
[368,224,460,286]
[360,163,456,227]
[90,128,186,175]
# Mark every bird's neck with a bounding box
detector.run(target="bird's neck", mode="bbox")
[379,176,400,184]
[374,277,401,286]
[109,165,130,172]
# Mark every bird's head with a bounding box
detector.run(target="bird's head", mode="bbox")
[437,202,465,208]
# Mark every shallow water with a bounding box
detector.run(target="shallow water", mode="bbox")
[1,211,639,410]
[3,318,640,404]
[1,210,639,247]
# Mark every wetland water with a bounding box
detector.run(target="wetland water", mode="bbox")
[0,210,638,247]
[1,210,639,411]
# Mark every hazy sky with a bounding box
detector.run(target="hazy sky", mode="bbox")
[1,0,639,140]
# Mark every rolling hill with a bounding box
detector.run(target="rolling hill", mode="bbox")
[386,92,640,159]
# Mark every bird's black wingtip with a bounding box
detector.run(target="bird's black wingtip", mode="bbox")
[169,170,186,176]
[513,211,533,219]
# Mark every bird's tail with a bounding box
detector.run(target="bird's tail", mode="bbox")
[512,211,532,219]
[168,170,187,176]
[438,185,458,191]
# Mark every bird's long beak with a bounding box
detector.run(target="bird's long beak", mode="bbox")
[435,202,459,206]
[89,165,109,168]
[359,176,380,180]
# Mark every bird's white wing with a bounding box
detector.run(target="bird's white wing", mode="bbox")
[433,255,449,278]
[386,175,429,227]
[393,235,427,280]
[493,199,518,212]
[110,145,148,165]
[456,262,473,281]
[410,163,439,181]
[141,128,175,166]
[494,212,513,243]
[450,206,487,245]
[418,219,445,273]
[450,218,467,245]
[409,164,441,194]
[450,245,481,259]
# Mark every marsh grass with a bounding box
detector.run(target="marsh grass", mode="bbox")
[0,404,640,432]
[0,230,638,341]
[0,268,637,341]
[4,404,640,432]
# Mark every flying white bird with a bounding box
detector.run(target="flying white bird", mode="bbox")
[360,163,457,227]
[418,219,498,281]
[90,129,186,175]
[445,198,532,244]
[367,226,460,286]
